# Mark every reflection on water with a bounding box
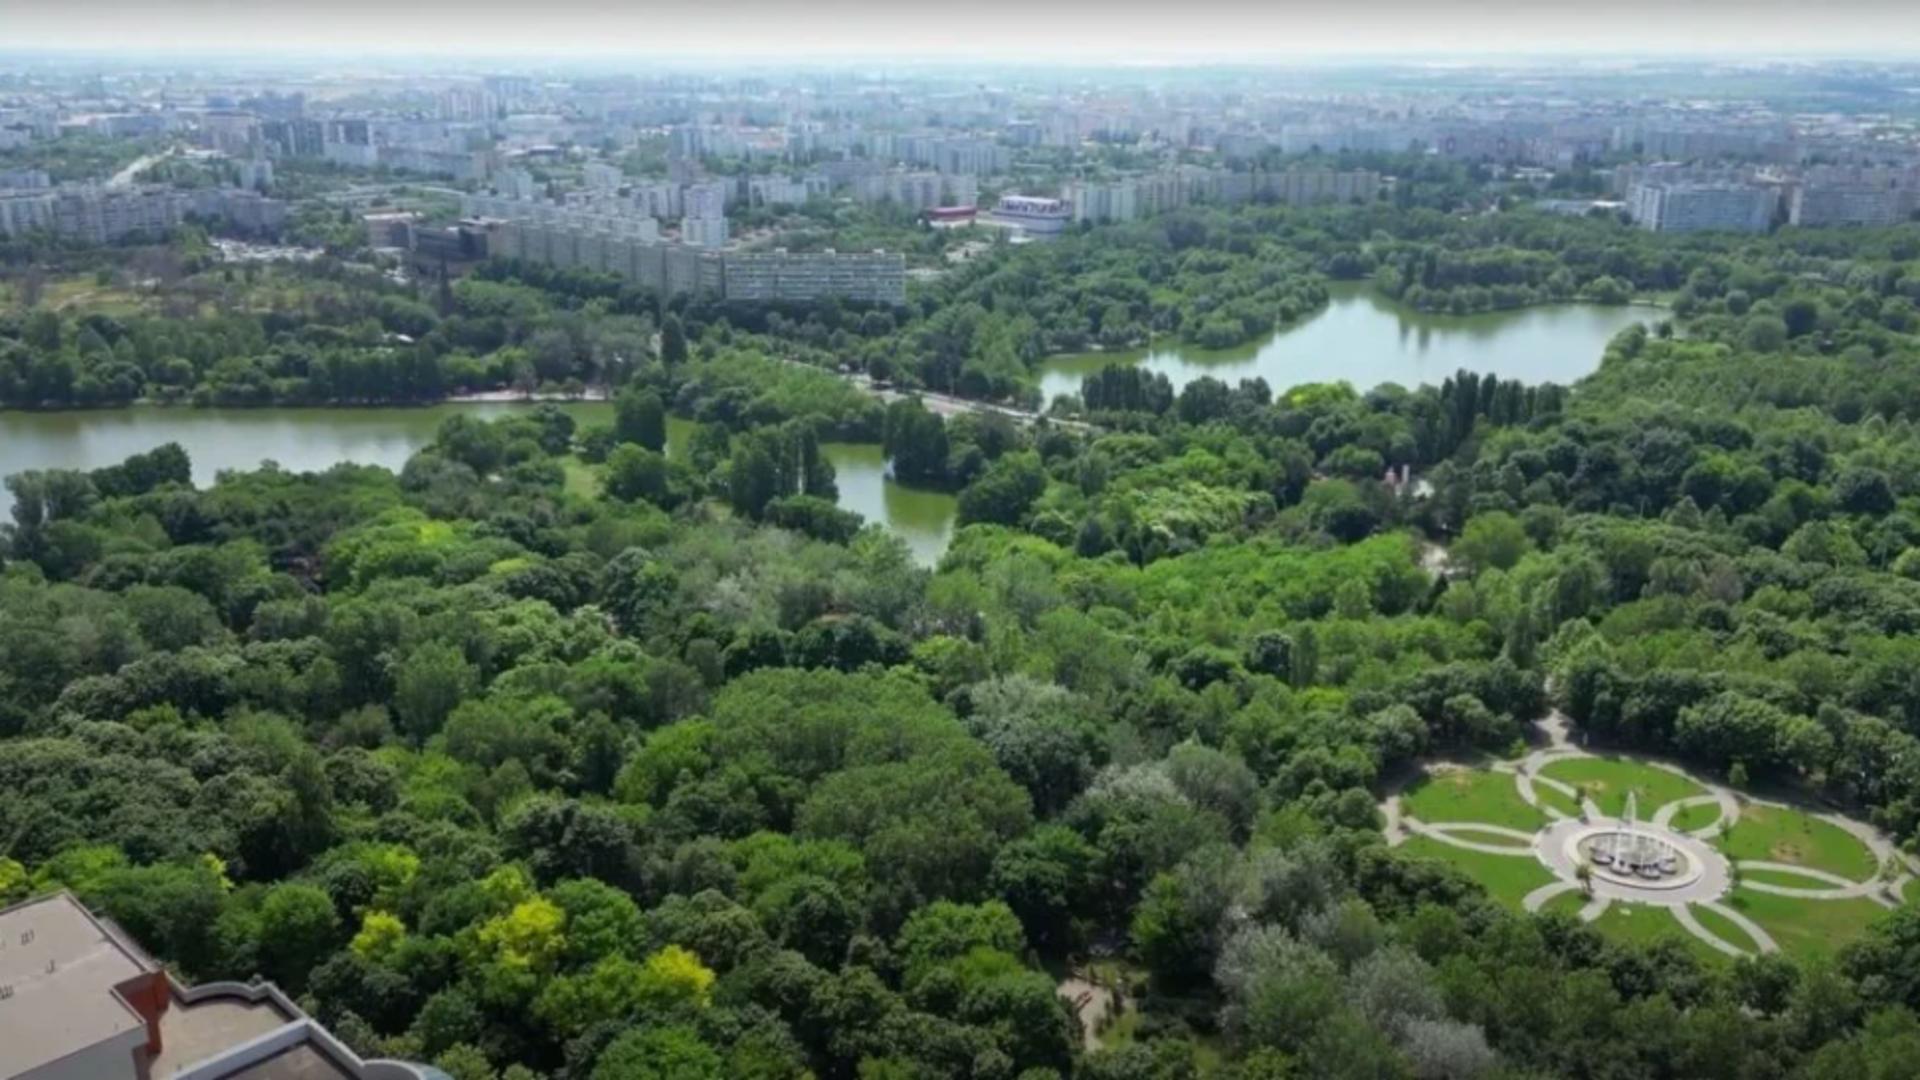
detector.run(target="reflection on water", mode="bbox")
[1037,283,1652,403]
[0,402,958,566]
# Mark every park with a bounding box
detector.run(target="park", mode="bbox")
[1384,712,1912,963]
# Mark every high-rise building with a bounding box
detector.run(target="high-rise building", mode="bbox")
[440,85,499,123]
[681,181,729,248]
[1789,184,1910,228]
[1629,182,1778,234]
[583,162,623,193]
[497,168,539,200]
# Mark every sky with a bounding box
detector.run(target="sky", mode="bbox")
[3,0,1920,61]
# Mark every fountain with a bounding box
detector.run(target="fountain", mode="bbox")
[1581,793,1685,881]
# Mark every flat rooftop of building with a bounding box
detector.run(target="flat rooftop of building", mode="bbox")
[215,1042,357,1080]
[149,992,295,1077]
[0,892,154,1077]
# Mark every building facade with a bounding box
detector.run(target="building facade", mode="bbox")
[0,892,434,1080]
[1629,182,1778,234]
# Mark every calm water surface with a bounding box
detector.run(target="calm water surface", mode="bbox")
[1037,284,1653,403]
[0,289,1644,566]
[0,402,957,565]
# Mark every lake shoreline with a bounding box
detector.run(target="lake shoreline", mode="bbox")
[0,387,614,415]
[1035,284,1657,403]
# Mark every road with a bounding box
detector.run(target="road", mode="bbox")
[107,147,175,189]
[780,358,1097,433]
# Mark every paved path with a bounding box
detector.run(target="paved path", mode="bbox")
[772,355,1099,433]
[1381,794,1408,846]
[1699,900,1780,954]
[1404,817,1538,856]
[1730,794,1916,906]
[1673,903,1756,958]
[1537,709,1577,751]
[1579,895,1611,922]
[1513,750,1588,821]
[107,147,174,188]
[1653,793,1738,838]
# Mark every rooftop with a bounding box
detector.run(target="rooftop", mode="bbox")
[149,994,293,1077]
[0,892,155,1077]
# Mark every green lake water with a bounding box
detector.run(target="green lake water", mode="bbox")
[1037,283,1653,403]
[0,402,957,565]
[0,289,1646,566]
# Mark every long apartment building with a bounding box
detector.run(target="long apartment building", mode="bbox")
[470,193,901,303]
[1063,166,1381,223]
[1628,181,1778,234]
[0,185,287,243]
[725,248,906,304]
[849,171,978,212]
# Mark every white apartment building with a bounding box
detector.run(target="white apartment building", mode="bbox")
[724,248,906,304]
[497,167,539,200]
[681,215,729,248]
[1789,183,1911,228]
[745,174,828,208]
[583,162,623,193]
[1629,182,1778,234]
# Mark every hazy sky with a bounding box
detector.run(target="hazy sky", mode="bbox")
[5,0,1920,60]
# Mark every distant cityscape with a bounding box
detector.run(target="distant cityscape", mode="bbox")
[4,60,1920,299]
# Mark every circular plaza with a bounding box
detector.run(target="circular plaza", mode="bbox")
[1381,712,1914,960]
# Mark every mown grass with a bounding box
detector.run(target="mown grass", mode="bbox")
[1403,769,1545,832]
[1538,757,1706,819]
[1398,835,1557,912]
[1723,888,1890,963]
[1589,903,1728,966]
[1668,800,1724,833]
[1718,804,1877,882]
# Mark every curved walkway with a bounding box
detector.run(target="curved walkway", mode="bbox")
[1404,817,1538,856]
[1737,860,1901,903]
[1653,793,1739,839]
[1379,705,1912,959]
[1699,899,1780,954]
[1673,904,1758,958]
[1513,750,1590,821]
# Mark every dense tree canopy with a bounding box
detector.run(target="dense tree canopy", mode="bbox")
[11,201,1920,1079]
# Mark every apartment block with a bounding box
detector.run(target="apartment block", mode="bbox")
[1629,182,1778,234]
[724,248,906,304]
[0,891,434,1080]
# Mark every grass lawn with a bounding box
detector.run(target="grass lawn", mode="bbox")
[1741,866,1844,889]
[561,456,602,499]
[1718,804,1877,882]
[1690,903,1763,954]
[1538,757,1706,819]
[1668,801,1724,833]
[1398,835,1557,912]
[1723,888,1890,963]
[1439,825,1534,850]
[1537,889,1588,918]
[1403,769,1545,831]
[1532,779,1582,818]
[1590,903,1728,966]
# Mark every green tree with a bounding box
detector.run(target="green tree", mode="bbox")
[614,385,668,452]
[394,641,477,742]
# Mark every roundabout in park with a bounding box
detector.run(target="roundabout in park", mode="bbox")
[1382,713,1915,961]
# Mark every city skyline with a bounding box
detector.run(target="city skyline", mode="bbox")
[5,0,1920,60]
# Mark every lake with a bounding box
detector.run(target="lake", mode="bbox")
[1037,283,1654,403]
[0,402,958,566]
[0,289,1646,567]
